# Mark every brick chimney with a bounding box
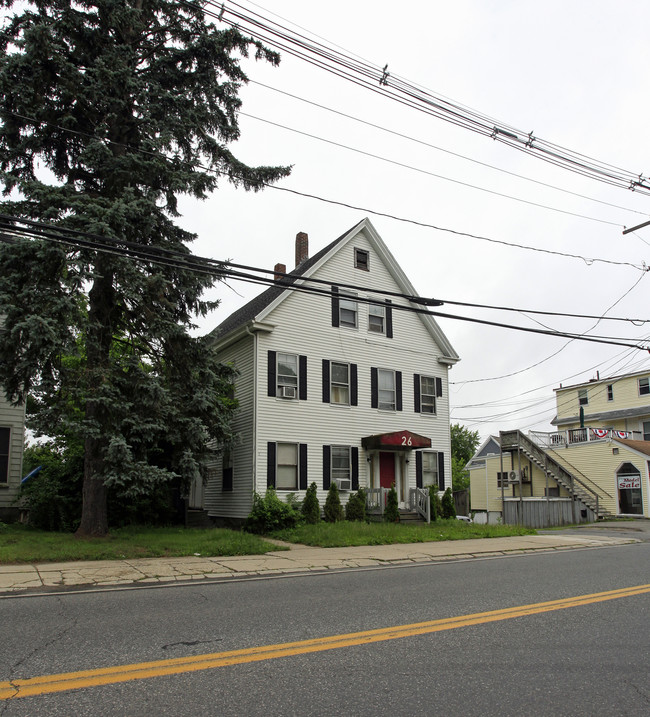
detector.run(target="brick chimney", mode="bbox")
[295,232,308,268]
[274,263,287,282]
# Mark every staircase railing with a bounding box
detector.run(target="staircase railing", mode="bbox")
[499,430,609,518]
[409,487,431,523]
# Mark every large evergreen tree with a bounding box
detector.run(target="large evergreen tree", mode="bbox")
[0,0,291,535]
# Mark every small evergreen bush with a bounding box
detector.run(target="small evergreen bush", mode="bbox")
[323,481,344,522]
[428,485,442,522]
[244,488,302,534]
[384,484,399,522]
[345,487,366,522]
[441,487,457,519]
[301,482,321,524]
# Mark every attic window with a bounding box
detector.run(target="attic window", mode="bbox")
[354,248,369,271]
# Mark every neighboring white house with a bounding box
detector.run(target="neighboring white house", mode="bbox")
[199,218,460,524]
[0,389,26,521]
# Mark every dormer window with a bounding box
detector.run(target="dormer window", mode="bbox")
[354,248,369,271]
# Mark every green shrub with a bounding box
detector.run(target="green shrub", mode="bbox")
[323,481,344,523]
[244,488,302,534]
[345,487,366,522]
[19,443,83,532]
[428,485,442,522]
[384,484,399,522]
[441,487,457,519]
[301,482,321,524]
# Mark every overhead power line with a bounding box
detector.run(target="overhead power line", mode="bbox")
[200,0,650,196]
[250,80,650,219]
[1,106,647,273]
[1,215,649,352]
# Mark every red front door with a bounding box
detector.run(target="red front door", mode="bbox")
[379,452,395,490]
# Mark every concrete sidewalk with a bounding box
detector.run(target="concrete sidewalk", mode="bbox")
[0,532,637,594]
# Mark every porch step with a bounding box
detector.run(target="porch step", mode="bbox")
[398,510,427,524]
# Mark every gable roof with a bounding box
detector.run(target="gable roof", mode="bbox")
[613,438,650,458]
[210,222,356,340]
[210,218,459,363]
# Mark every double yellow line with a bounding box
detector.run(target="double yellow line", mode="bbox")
[3,583,649,700]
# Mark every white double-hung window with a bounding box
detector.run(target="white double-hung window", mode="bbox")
[277,353,298,398]
[277,443,298,490]
[420,376,436,414]
[331,362,350,405]
[368,302,385,334]
[339,293,358,328]
[378,369,396,411]
[331,446,351,490]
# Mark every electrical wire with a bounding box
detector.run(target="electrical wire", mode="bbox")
[250,79,650,218]
[241,111,625,227]
[1,214,648,352]
[1,105,648,273]
[198,0,650,195]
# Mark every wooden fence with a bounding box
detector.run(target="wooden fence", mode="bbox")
[503,498,595,528]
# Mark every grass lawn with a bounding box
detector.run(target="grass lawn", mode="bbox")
[0,520,536,564]
[0,523,284,565]
[270,519,536,547]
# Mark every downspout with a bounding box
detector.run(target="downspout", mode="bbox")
[245,324,258,494]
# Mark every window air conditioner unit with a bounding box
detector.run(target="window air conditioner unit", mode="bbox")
[279,386,296,399]
[335,478,351,491]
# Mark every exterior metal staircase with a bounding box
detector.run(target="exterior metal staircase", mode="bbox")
[499,430,614,520]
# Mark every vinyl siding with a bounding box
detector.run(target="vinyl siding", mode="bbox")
[251,229,452,508]
[555,372,650,430]
[204,334,256,520]
[470,441,650,518]
[0,392,26,511]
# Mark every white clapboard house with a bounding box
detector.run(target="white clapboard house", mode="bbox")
[198,218,459,524]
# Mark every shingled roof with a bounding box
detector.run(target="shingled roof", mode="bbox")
[209,221,363,341]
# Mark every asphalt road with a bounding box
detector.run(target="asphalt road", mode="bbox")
[2,541,650,716]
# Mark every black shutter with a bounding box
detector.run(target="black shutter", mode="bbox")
[416,452,423,488]
[396,371,403,411]
[350,363,358,406]
[267,442,276,488]
[299,355,307,400]
[322,359,330,403]
[299,443,308,490]
[436,376,443,398]
[371,367,378,408]
[323,445,331,490]
[438,452,445,491]
[385,299,393,339]
[267,350,276,397]
[351,447,359,490]
[414,373,421,413]
[331,286,340,327]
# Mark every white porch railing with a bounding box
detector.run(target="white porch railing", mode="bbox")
[366,488,388,516]
[530,428,641,448]
[409,487,431,523]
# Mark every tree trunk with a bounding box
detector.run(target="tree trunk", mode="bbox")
[75,261,117,538]
[77,435,109,537]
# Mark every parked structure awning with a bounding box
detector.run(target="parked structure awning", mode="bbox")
[361,430,431,451]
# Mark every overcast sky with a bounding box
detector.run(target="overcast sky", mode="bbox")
[179,0,650,442]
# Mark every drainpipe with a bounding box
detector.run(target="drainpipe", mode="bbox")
[245,324,258,492]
